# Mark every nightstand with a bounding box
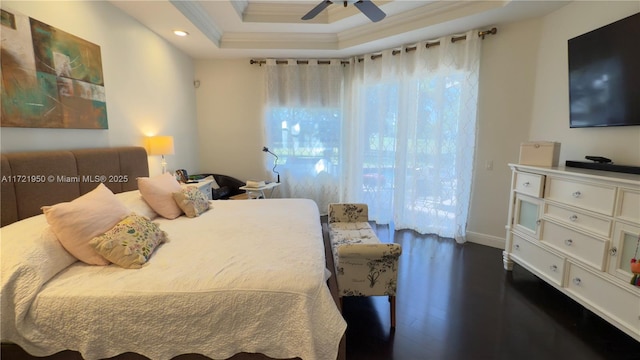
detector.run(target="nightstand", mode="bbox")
[182,179,213,200]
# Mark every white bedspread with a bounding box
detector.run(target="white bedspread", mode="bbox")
[1,198,346,360]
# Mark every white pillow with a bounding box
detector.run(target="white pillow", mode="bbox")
[115,190,158,220]
[42,183,131,265]
[137,172,183,219]
[0,215,77,281]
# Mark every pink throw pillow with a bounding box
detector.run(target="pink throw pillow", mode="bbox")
[137,172,183,219]
[42,183,131,265]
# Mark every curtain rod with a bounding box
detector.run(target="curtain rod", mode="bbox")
[249,27,497,66]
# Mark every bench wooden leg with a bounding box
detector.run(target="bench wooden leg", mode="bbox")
[389,295,396,329]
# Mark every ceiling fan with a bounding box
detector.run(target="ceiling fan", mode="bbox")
[302,0,386,23]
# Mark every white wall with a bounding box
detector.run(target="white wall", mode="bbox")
[195,59,268,181]
[466,17,543,247]
[530,1,640,166]
[0,1,199,176]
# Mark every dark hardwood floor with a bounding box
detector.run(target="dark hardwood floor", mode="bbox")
[342,224,640,360]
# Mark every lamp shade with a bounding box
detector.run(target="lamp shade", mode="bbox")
[147,136,175,156]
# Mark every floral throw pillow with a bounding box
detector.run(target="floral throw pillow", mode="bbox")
[89,214,168,269]
[173,187,210,218]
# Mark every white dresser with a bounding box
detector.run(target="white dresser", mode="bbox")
[503,164,640,341]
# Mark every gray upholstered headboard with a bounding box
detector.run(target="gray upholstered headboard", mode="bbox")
[1,147,149,227]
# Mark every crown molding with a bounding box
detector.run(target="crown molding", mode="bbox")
[243,2,309,23]
[170,0,223,47]
[230,0,249,19]
[222,32,338,50]
[338,0,505,48]
[111,0,567,59]
[220,1,504,52]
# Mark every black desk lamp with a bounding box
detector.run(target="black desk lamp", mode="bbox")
[262,146,280,183]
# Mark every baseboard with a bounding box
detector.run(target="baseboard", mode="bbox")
[466,231,505,249]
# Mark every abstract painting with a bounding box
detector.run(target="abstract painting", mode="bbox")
[1,9,108,129]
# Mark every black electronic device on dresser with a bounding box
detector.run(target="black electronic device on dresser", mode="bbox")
[568,12,640,128]
[566,156,640,175]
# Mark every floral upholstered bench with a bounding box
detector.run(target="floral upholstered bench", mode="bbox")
[327,203,402,328]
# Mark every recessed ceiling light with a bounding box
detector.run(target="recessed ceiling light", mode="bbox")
[173,30,189,37]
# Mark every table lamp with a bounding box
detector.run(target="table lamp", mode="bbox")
[148,136,175,174]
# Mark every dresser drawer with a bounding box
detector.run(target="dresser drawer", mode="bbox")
[513,194,543,239]
[544,203,612,238]
[566,262,640,337]
[541,220,608,271]
[617,188,640,224]
[545,177,616,216]
[511,233,564,286]
[514,172,544,197]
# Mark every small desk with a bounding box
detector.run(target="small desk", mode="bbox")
[238,182,280,199]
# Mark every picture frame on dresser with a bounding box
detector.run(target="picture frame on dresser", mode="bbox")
[503,163,640,342]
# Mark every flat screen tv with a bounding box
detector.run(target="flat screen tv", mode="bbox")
[568,12,640,128]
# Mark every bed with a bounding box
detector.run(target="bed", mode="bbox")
[0,147,346,360]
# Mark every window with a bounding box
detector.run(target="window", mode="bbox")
[264,106,342,210]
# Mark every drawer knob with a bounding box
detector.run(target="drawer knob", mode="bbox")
[572,191,582,198]
[514,244,520,251]
[550,265,558,272]
[610,247,617,256]
[523,181,530,187]
[569,214,578,222]
[573,277,581,286]
[564,239,573,246]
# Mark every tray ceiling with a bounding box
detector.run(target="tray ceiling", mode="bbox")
[109,0,569,59]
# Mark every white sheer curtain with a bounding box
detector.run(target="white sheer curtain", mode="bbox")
[343,31,482,242]
[262,33,482,240]
[263,59,345,213]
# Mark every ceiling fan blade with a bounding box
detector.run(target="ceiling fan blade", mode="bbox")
[302,0,334,20]
[354,0,386,22]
